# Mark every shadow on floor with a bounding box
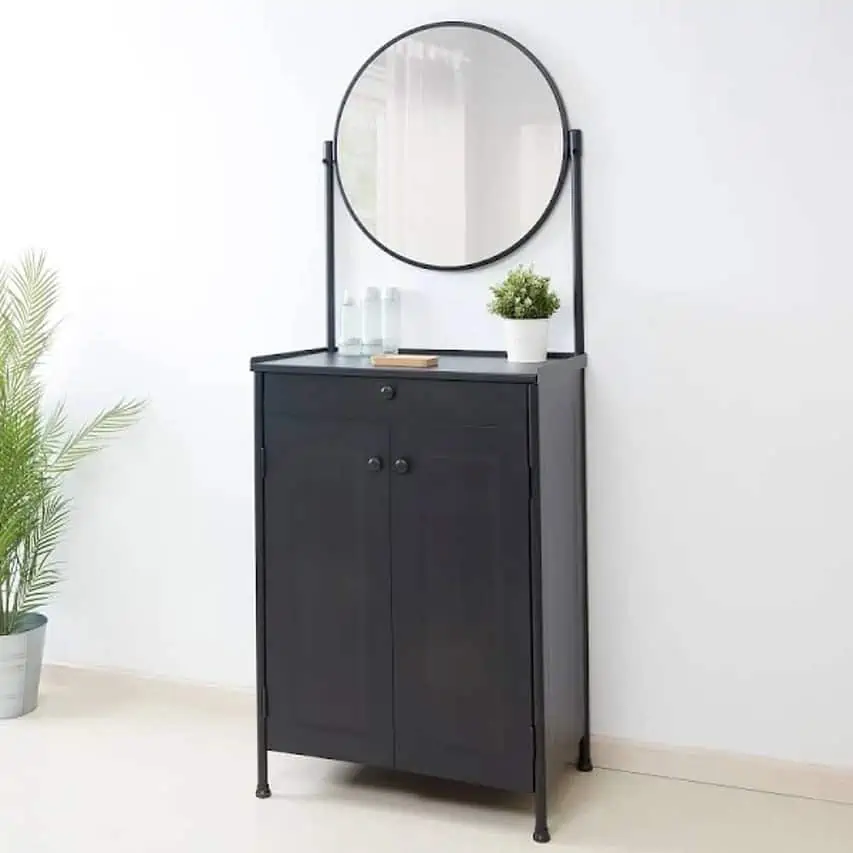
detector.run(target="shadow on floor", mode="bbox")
[341,765,533,815]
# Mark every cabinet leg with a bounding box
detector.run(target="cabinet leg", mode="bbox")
[577,734,593,773]
[256,723,271,798]
[256,749,271,799]
[256,755,271,799]
[533,789,550,843]
[533,825,551,844]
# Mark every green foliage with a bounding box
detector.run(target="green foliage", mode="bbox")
[487,264,561,320]
[0,252,145,635]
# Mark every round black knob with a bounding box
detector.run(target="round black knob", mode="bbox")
[367,456,383,472]
[379,384,396,400]
[393,458,410,475]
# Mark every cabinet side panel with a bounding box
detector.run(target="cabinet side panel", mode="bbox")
[536,364,585,780]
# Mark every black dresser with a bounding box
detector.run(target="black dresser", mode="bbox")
[251,349,590,841]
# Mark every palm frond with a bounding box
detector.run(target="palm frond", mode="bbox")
[9,489,69,631]
[7,250,60,376]
[0,252,145,634]
[0,263,17,369]
[51,399,145,473]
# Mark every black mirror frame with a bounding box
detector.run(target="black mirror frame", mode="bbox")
[332,20,572,273]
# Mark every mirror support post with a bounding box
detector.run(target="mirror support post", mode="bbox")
[324,140,336,353]
[570,127,593,776]
[570,129,584,356]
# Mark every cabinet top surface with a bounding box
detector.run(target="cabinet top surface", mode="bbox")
[251,350,586,383]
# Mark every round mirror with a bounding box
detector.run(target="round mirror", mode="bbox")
[334,22,570,271]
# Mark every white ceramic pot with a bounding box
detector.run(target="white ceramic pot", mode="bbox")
[503,318,549,363]
[0,613,47,719]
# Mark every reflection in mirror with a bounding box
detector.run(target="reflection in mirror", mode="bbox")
[335,24,568,270]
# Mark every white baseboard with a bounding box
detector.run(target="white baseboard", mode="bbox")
[42,661,252,695]
[592,735,853,805]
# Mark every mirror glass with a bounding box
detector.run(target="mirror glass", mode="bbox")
[335,23,569,270]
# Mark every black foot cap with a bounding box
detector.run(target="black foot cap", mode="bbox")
[255,784,271,799]
[533,827,551,843]
[578,736,593,772]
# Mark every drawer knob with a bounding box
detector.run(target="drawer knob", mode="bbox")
[367,456,383,473]
[393,458,410,475]
[379,384,396,400]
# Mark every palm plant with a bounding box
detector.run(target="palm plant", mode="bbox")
[0,252,144,635]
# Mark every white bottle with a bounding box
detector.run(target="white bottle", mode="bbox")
[361,286,382,355]
[381,286,401,354]
[338,289,361,356]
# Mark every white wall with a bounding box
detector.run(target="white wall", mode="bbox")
[1,0,852,770]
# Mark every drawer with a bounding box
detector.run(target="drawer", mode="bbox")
[263,373,528,429]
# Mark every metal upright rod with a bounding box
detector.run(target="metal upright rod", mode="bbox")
[323,140,336,352]
[570,127,593,772]
[570,129,585,356]
[254,371,271,798]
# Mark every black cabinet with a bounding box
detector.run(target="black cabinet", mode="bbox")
[252,351,590,842]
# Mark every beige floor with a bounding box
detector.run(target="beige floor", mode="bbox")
[2,668,853,852]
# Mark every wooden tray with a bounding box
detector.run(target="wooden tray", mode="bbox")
[370,354,439,368]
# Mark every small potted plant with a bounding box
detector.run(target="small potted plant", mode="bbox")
[488,264,561,363]
[0,252,144,718]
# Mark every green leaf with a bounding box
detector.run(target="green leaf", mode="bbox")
[0,252,145,634]
[487,264,561,320]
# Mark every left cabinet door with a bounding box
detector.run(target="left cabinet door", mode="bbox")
[262,412,394,767]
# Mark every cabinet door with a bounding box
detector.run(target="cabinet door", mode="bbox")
[263,414,393,767]
[390,424,533,792]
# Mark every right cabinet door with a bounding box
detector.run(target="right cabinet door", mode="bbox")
[390,422,533,792]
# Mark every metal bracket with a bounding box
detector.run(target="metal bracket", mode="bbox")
[569,127,583,158]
